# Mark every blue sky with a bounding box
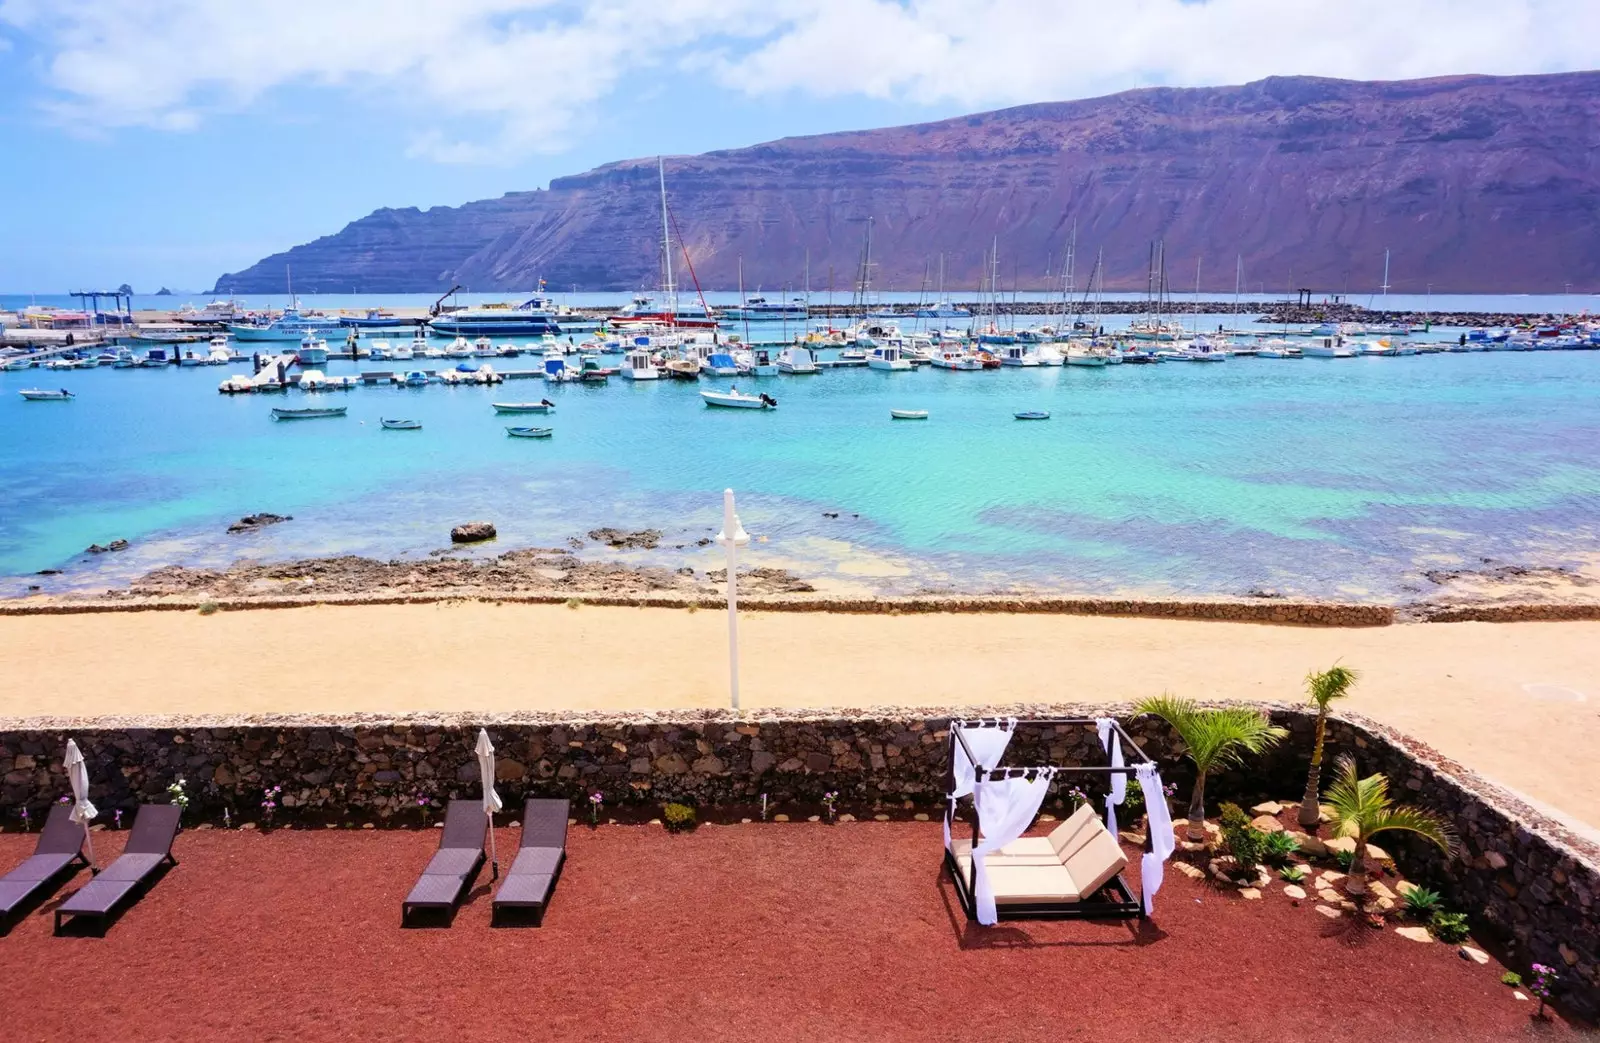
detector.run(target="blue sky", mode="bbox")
[1,0,1594,292]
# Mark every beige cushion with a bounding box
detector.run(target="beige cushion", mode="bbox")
[1062,825,1129,897]
[951,838,1062,867]
[985,862,1081,904]
[1047,803,1098,859]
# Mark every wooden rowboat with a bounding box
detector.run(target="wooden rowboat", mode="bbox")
[493,401,555,414]
[505,426,553,438]
[271,406,347,420]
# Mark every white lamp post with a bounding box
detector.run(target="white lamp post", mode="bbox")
[714,488,751,710]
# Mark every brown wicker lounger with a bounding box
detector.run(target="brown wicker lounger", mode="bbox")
[0,804,90,932]
[491,798,569,927]
[54,804,180,936]
[401,800,487,927]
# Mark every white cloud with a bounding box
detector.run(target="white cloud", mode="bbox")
[3,0,1597,163]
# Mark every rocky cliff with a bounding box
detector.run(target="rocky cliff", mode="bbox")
[213,72,1600,295]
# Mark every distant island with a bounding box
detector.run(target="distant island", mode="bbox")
[155,287,174,296]
[213,71,1600,296]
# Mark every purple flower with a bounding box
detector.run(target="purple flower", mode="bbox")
[589,792,604,806]
[58,795,71,804]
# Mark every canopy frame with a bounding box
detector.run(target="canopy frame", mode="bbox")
[944,717,1156,922]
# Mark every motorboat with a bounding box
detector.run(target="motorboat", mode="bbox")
[777,345,819,374]
[506,426,554,438]
[140,347,172,367]
[113,348,137,368]
[298,369,329,391]
[368,340,392,362]
[178,349,205,367]
[701,388,777,409]
[1,357,35,371]
[494,400,555,414]
[403,370,429,387]
[218,374,253,394]
[381,418,421,430]
[473,336,496,357]
[271,405,347,420]
[929,350,982,370]
[664,355,701,380]
[621,345,660,380]
[446,337,473,358]
[1065,347,1108,367]
[1035,344,1065,367]
[703,352,740,377]
[890,409,929,420]
[19,388,74,401]
[866,343,912,371]
[1014,411,1050,420]
[1302,337,1356,358]
[543,354,579,382]
[325,375,358,389]
[735,348,779,376]
[576,357,608,383]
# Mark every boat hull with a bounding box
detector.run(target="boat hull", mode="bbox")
[271,407,347,420]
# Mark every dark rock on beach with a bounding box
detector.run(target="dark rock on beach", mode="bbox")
[586,528,662,550]
[228,513,292,534]
[85,539,130,554]
[450,521,497,543]
[705,567,816,594]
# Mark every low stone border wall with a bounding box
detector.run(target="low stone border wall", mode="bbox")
[0,593,1395,626]
[0,704,1593,1017]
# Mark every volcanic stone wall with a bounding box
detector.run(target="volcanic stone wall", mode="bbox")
[0,706,1593,1017]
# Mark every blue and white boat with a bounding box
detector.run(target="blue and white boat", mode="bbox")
[703,352,740,377]
[722,295,808,321]
[228,305,344,343]
[914,301,970,318]
[339,308,410,329]
[430,296,563,337]
[295,332,329,366]
[403,370,429,387]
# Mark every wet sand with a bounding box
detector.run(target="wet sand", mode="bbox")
[2,603,1597,829]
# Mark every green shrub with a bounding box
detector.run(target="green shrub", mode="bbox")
[565,598,582,610]
[1430,910,1470,943]
[1219,803,1264,874]
[1402,885,1444,919]
[197,601,220,616]
[1279,865,1309,884]
[662,802,697,833]
[1261,831,1301,867]
[1334,848,1356,870]
[1501,972,1523,988]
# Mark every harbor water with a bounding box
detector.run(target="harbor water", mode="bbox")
[4,325,1599,601]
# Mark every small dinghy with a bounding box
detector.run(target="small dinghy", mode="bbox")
[505,426,553,438]
[1013,411,1051,421]
[890,409,929,420]
[701,389,777,410]
[19,388,74,401]
[271,406,348,420]
[381,418,421,430]
[492,400,555,414]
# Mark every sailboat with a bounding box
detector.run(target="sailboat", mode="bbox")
[607,159,718,331]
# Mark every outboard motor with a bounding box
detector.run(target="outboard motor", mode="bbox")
[760,393,777,408]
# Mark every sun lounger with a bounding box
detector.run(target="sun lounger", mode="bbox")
[0,804,89,930]
[491,798,569,927]
[53,804,180,936]
[949,803,1140,919]
[401,800,486,926]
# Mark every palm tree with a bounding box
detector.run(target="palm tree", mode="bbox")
[1299,664,1359,829]
[1134,695,1288,841]
[1323,755,1454,901]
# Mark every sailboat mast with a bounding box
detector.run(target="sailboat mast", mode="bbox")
[739,257,749,344]
[658,157,676,318]
[1381,249,1391,300]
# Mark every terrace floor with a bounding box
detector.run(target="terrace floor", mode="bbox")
[0,822,1571,1042]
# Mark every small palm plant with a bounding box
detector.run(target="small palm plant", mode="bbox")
[1323,755,1454,901]
[1299,664,1359,828]
[1134,695,1288,841]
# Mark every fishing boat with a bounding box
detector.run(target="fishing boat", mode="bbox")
[1014,411,1050,420]
[777,345,819,374]
[701,389,777,409]
[228,305,344,342]
[112,348,137,368]
[380,418,421,430]
[735,348,779,376]
[295,333,329,366]
[890,409,929,420]
[1302,337,1357,358]
[472,336,496,357]
[621,344,660,380]
[866,344,912,371]
[19,388,73,401]
[494,400,555,414]
[271,406,347,420]
[577,356,609,382]
[999,344,1040,367]
[505,426,553,438]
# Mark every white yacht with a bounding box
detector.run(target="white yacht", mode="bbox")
[866,343,912,371]
[999,344,1040,367]
[777,345,819,374]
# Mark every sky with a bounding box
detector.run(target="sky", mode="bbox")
[1,0,1596,292]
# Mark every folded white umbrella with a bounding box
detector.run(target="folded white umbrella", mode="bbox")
[64,739,98,870]
[476,729,503,879]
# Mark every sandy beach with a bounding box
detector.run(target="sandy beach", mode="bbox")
[2,602,1596,832]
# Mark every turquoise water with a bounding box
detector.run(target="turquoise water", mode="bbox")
[3,339,1599,599]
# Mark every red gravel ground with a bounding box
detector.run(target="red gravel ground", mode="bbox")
[0,823,1574,1042]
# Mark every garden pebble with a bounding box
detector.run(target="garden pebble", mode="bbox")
[1283,884,1307,900]
[1459,946,1490,965]
[1395,926,1434,943]
[1314,904,1342,919]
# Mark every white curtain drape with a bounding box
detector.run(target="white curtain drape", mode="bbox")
[972,768,1056,925]
[945,718,1016,851]
[1136,763,1175,915]
[1095,718,1126,837]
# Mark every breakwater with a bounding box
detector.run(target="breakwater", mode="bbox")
[0,704,1593,1016]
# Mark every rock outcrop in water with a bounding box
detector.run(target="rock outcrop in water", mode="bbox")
[212,72,1600,296]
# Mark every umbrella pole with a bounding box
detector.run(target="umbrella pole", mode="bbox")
[84,826,98,873]
[488,812,499,880]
